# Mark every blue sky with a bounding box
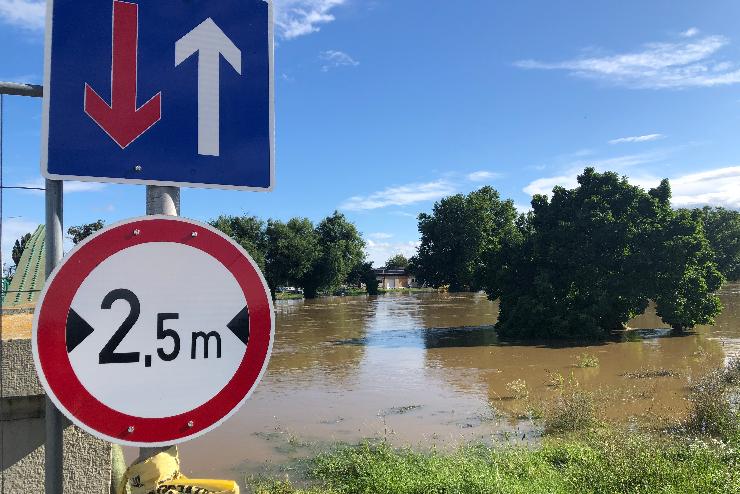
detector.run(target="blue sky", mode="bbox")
[2,0,740,267]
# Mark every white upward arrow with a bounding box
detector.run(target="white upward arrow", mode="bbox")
[175,18,242,157]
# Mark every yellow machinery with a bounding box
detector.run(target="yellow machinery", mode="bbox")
[118,447,239,494]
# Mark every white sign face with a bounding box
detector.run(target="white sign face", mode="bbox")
[33,216,274,446]
[68,242,246,418]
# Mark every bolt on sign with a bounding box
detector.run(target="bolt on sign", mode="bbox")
[41,0,274,190]
[33,217,275,446]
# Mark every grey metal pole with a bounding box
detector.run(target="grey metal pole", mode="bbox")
[138,185,180,463]
[44,179,64,494]
[145,185,180,216]
[0,82,63,494]
[0,81,43,98]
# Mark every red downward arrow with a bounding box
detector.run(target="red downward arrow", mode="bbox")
[84,0,161,149]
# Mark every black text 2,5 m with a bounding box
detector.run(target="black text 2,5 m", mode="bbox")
[98,289,222,367]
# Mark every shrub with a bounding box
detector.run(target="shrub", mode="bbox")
[685,359,740,439]
[544,383,597,435]
[575,353,599,368]
[506,379,529,400]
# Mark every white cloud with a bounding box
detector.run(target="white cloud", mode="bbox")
[525,163,740,210]
[523,174,578,196]
[320,50,359,71]
[390,211,418,218]
[516,33,740,89]
[634,166,740,209]
[609,133,665,145]
[340,180,457,211]
[682,27,700,38]
[466,170,501,182]
[523,149,671,196]
[0,73,40,84]
[365,239,420,267]
[0,0,44,30]
[368,232,393,240]
[275,0,345,39]
[1,217,39,268]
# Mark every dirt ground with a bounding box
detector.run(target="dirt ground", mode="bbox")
[1,313,34,340]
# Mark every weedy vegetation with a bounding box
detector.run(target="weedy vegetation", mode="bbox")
[574,353,600,368]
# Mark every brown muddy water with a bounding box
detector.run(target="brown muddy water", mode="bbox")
[164,285,740,485]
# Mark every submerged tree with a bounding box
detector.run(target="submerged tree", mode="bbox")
[211,212,366,299]
[348,261,380,295]
[265,218,320,294]
[67,220,105,245]
[653,209,724,332]
[415,186,518,292]
[299,212,366,299]
[696,206,740,282]
[483,168,723,340]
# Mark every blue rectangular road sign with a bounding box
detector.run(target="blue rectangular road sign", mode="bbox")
[41,0,274,191]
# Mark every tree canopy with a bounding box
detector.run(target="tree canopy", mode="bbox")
[212,211,366,299]
[300,212,366,298]
[210,215,268,271]
[482,168,723,340]
[265,218,319,292]
[67,220,105,245]
[414,186,518,292]
[12,232,32,266]
[385,254,409,270]
[696,207,740,281]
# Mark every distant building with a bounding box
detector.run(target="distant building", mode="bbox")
[374,268,417,289]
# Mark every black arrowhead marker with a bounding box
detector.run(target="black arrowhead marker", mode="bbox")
[66,308,95,353]
[227,305,250,346]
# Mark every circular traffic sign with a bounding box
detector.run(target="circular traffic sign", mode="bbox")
[32,216,274,446]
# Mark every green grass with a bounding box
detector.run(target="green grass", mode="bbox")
[250,432,739,494]
[276,293,305,300]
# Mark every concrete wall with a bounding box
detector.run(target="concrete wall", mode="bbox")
[1,337,112,493]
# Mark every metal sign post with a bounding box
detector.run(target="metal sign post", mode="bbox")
[0,81,63,494]
[140,184,179,462]
[44,179,63,494]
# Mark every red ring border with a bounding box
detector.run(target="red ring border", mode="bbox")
[33,216,274,445]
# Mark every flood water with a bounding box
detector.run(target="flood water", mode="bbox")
[170,285,740,484]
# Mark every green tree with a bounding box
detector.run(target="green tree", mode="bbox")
[348,261,380,295]
[385,254,409,270]
[67,220,105,245]
[210,215,268,271]
[12,232,32,266]
[484,168,722,340]
[265,218,320,295]
[416,186,518,292]
[696,207,740,281]
[653,209,724,332]
[300,212,366,299]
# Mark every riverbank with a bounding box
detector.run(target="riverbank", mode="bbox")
[250,359,740,493]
